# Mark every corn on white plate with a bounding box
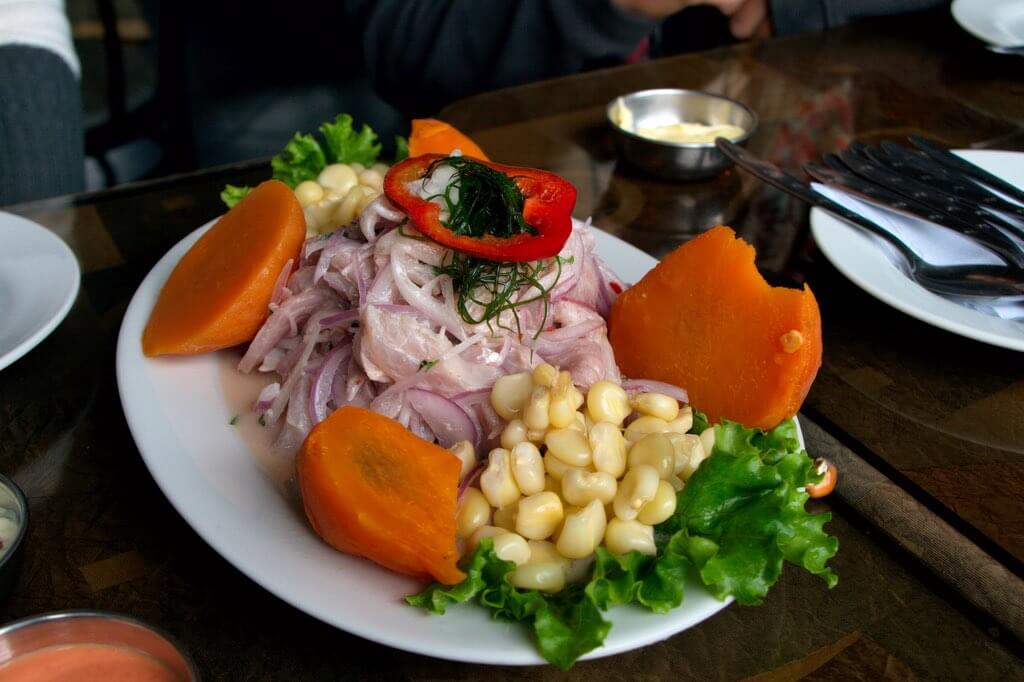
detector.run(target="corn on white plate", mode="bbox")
[117,221,799,665]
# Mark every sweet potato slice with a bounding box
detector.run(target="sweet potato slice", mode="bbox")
[142,180,305,356]
[408,118,489,160]
[609,225,822,430]
[297,406,465,585]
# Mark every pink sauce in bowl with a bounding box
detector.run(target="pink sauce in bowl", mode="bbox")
[0,612,196,682]
[0,643,182,682]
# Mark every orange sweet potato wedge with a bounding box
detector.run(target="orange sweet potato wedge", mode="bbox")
[408,118,489,160]
[142,180,305,356]
[609,225,822,430]
[297,406,465,585]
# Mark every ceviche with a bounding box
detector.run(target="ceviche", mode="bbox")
[141,116,838,669]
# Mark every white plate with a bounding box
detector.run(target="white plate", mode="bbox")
[811,149,1024,352]
[0,212,80,371]
[117,224,756,665]
[952,0,1024,47]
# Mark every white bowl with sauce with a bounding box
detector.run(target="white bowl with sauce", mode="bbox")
[606,88,757,180]
[0,473,27,603]
[0,611,199,681]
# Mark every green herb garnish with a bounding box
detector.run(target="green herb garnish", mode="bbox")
[432,251,562,337]
[424,157,537,239]
[229,415,239,426]
[418,359,439,371]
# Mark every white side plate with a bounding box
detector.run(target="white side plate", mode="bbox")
[811,150,1024,352]
[952,0,1024,47]
[0,212,80,371]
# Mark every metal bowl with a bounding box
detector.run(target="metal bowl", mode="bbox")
[0,473,28,604]
[0,611,199,680]
[606,88,758,180]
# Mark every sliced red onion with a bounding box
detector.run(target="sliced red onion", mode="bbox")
[360,195,406,242]
[451,387,491,407]
[621,379,689,403]
[406,388,478,448]
[254,382,281,412]
[238,288,334,373]
[270,258,294,306]
[320,308,360,327]
[263,309,332,425]
[355,257,368,308]
[537,319,605,344]
[308,344,353,424]
[407,409,436,443]
[303,235,328,260]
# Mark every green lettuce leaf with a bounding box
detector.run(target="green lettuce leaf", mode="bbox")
[220,184,252,208]
[320,113,381,166]
[271,133,327,188]
[408,538,611,670]
[394,135,409,162]
[407,418,837,668]
[690,408,710,435]
[669,419,838,604]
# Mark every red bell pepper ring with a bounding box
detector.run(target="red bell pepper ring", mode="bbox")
[383,154,576,262]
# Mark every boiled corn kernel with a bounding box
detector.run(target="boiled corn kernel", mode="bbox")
[523,386,551,431]
[561,468,617,506]
[532,362,558,388]
[449,440,477,481]
[500,419,529,450]
[613,464,660,521]
[480,448,521,509]
[318,163,358,194]
[625,416,671,443]
[556,500,606,559]
[516,492,564,540]
[667,405,694,434]
[543,454,579,481]
[604,518,656,556]
[294,180,324,208]
[490,372,533,421]
[527,540,569,569]
[589,422,626,478]
[627,432,675,479]
[699,427,716,458]
[456,488,491,539]
[586,380,631,425]
[545,428,591,467]
[633,392,680,422]
[468,525,505,553]
[493,504,518,531]
[511,562,565,592]
[510,442,545,495]
[637,479,677,525]
[492,532,530,565]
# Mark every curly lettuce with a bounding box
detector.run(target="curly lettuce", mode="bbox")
[222,114,389,206]
[408,417,837,669]
[220,184,252,208]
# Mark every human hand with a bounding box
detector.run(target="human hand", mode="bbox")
[721,0,772,39]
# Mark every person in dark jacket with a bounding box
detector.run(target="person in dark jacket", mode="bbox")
[348,0,948,116]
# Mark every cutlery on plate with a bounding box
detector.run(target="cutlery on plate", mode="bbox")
[872,141,1024,224]
[824,149,1024,268]
[715,138,1024,299]
[908,136,1024,205]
